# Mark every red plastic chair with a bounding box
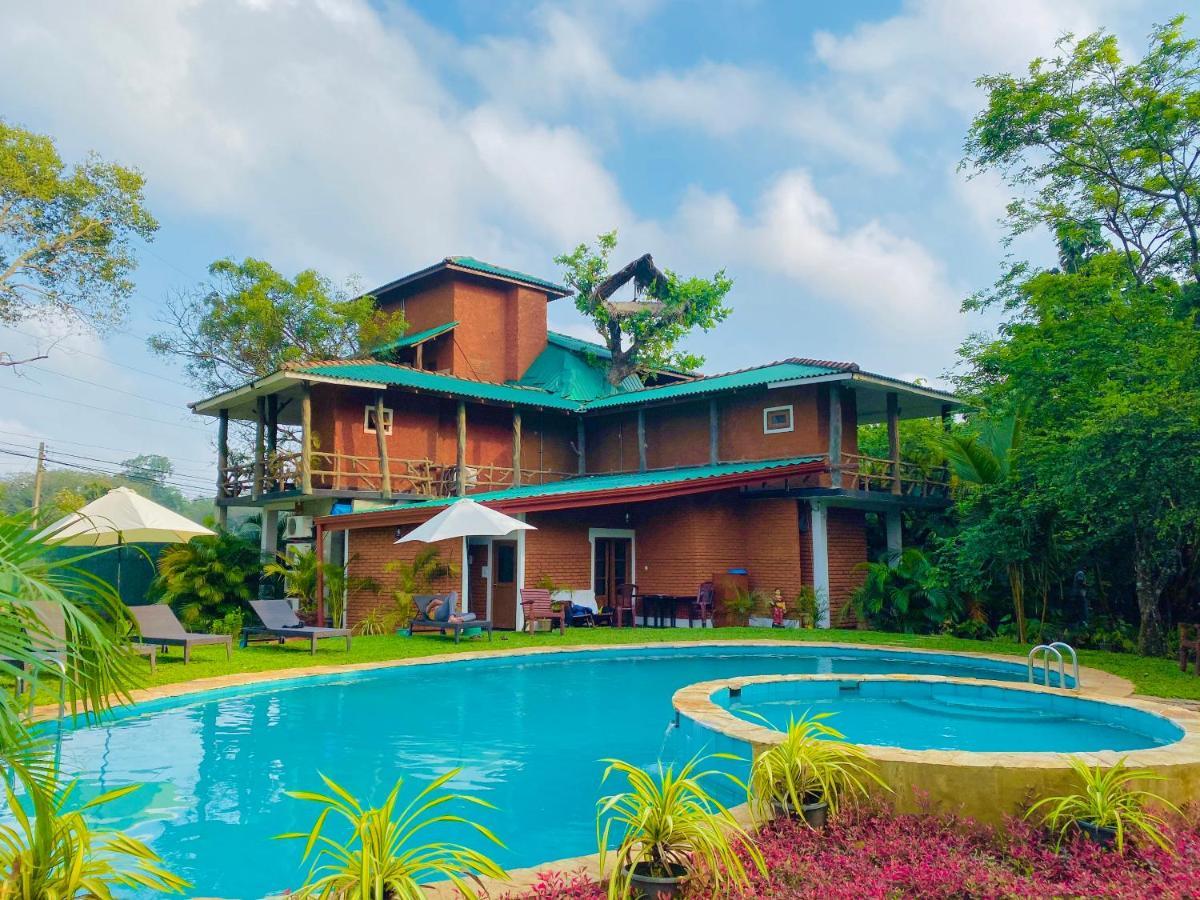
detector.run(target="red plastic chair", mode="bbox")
[613,583,638,627]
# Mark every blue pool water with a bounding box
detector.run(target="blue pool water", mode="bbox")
[723,678,1183,753]
[45,645,1092,897]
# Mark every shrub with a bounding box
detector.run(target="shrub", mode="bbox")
[850,548,960,634]
[152,531,259,631]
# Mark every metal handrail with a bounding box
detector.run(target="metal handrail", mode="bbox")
[1048,641,1080,689]
[1028,644,1065,689]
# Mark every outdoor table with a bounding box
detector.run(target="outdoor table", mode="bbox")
[638,594,690,628]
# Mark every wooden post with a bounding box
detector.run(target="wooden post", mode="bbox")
[216,410,229,529]
[456,400,467,497]
[414,343,424,370]
[31,441,45,522]
[827,386,843,488]
[252,396,265,499]
[887,391,901,495]
[375,392,391,499]
[708,398,719,466]
[637,408,647,472]
[300,383,313,495]
[576,417,586,475]
[266,394,278,492]
[940,403,952,431]
[314,521,325,627]
[512,409,523,487]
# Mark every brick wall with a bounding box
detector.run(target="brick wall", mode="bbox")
[345,526,461,625]
[827,506,867,626]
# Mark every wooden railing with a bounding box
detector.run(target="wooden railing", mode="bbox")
[839,452,950,498]
[220,451,573,500]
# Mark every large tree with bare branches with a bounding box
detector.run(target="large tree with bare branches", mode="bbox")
[0,119,157,365]
[555,230,732,385]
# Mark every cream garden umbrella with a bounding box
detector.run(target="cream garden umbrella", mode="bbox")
[395,497,534,544]
[37,486,215,595]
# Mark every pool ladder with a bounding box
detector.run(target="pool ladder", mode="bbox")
[1027,642,1079,690]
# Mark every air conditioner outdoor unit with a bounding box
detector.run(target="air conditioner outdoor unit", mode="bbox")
[285,515,314,540]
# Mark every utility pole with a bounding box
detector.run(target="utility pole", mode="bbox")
[31,441,46,521]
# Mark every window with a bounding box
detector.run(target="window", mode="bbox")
[763,404,794,434]
[364,405,393,435]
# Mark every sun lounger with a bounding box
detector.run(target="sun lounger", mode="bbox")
[406,592,492,644]
[244,598,352,654]
[128,604,232,663]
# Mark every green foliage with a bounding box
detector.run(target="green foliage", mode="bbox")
[964,17,1200,296]
[1026,756,1178,852]
[0,119,157,352]
[725,587,762,624]
[0,769,188,897]
[597,753,764,898]
[149,256,407,393]
[152,531,259,631]
[790,587,819,627]
[0,467,208,523]
[263,550,321,610]
[383,547,457,630]
[850,548,960,634]
[746,711,888,824]
[279,770,506,899]
[555,230,732,384]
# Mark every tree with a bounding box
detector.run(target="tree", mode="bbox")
[0,119,157,365]
[963,17,1200,303]
[555,231,732,385]
[152,531,260,630]
[148,257,407,394]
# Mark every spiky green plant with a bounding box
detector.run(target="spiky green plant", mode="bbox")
[152,530,258,629]
[745,711,888,825]
[596,753,764,899]
[0,758,188,897]
[279,770,507,899]
[1025,756,1179,852]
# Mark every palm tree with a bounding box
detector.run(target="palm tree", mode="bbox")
[939,412,1030,642]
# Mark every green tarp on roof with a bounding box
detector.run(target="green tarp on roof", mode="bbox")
[372,455,823,512]
[514,334,642,403]
[371,321,457,357]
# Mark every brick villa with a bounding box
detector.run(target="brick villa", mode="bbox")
[190,256,959,630]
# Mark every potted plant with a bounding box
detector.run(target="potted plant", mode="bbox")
[790,586,819,629]
[597,754,764,899]
[1025,756,1178,853]
[747,711,888,828]
[723,587,759,628]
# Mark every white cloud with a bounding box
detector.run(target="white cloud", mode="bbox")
[949,166,1011,240]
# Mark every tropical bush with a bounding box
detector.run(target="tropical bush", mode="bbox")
[381,546,457,630]
[152,530,259,631]
[849,548,960,634]
[279,770,506,899]
[1025,756,1178,852]
[596,754,764,899]
[746,712,887,824]
[265,550,377,628]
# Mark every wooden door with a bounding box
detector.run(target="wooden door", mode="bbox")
[491,540,518,629]
[593,537,632,608]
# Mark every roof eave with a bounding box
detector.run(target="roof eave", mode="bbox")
[189,370,387,416]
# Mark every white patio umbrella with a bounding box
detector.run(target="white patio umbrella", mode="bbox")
[37,486,216,595]
[395,497,534,544]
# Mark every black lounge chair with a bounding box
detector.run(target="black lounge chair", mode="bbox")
[406,592,492,644]
[244,599,352,655]
[128,604,233,663]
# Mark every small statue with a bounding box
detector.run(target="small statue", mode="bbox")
[771,588,786,628]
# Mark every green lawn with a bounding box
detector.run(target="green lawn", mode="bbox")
[61,625,1200,704]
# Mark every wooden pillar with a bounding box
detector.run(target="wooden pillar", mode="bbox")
[414,343,424,370]
[887,391,901,495]
[314,521,326,627]
[636,407,647,472]
[252,396,265,499]
[300,383,313,495]
[456,400,467,497]
[512,409,523,487]
[266,394,278,492]
[940,403,952,431]
[375,392,391,499]
[708,398,719,466]
[827,386,843,488]
[576,417,586,475]
[216,409,229,529]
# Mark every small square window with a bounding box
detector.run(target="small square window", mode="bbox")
[364,405,393,435]
[763,405,794,434]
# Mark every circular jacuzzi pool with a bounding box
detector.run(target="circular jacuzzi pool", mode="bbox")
[672,673,1200,824]
[721,676,1183,752]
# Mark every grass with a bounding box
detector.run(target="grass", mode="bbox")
[18,625,1198,706]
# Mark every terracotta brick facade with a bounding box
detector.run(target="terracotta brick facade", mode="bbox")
[344,526,461,624]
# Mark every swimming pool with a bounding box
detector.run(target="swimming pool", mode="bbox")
[48,644,1085,898]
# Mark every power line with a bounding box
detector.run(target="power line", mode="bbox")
[0,440,214,485]
[0,428,215,468]
[0,384,209,432]
[6,327,195,390]
[19,364,191,411]
[0,447,212,496]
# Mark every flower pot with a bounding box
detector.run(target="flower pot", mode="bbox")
[624,862,689,899]
[771,797,829,828]
[1078,820,1117,847]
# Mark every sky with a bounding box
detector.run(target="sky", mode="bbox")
[0,0,1187,492]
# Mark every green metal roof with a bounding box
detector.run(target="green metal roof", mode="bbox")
[300,362,579,410]
[371,321,458,357]
[583,360,847,410]
[373,455,823,513]
[447,257,569,296]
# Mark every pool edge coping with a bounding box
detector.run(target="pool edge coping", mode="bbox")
[30,638,1133,722]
